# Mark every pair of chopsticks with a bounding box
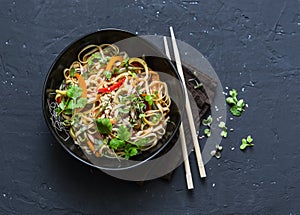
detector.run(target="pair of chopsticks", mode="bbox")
[163,27,206,189]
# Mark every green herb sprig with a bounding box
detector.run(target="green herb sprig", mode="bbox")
[202,115,212,137]
[218,121,228,138]
[240,135,254,150]
[226,89,245,117]
[95,119,138,159]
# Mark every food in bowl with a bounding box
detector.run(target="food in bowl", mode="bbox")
[51,43,172,160]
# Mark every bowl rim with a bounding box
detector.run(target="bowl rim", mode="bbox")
[42,28,185,171]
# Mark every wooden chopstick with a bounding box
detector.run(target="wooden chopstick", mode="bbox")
[163,36,194,189]
[169,26,207,178]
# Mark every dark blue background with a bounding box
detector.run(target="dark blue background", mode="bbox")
[1,0,299,214]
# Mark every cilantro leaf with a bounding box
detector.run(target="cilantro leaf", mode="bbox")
[202,115,213,126]
[95,118,112,134]
[145,94,153,105]
[204,128,211,137]
[125,147,138,159]
[226,97,236,105]
[240,144,247,150]
[70,68,75,77]
[220,130,227,138]
[226,89,246,117]
[67,85,83,99]
[134,137,149,146]
[117,125,131,141]
[109,138,125,150]
[218,121,226,129]
[103,70,112,79]
[118,107,130,114]
[240,136,254,150]
[230,106,242,116]
[229,89,238,98]
[58,98,66,110]
[246,135,253,143]
[75,98,87,109]
[237,99,245,108]
[139,113,145,118]
[67,99,74,110]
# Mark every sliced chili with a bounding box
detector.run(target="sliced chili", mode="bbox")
[97,78,125,93]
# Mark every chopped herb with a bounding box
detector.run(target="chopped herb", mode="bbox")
[66,85,83,99]
[230,106,241,116]
[218,121,226,129]
[70,68,75,77]
[128,71,137,77]
[125,147,138,159]
[95,118,112,134]
[109,138,125,150]
[240,135,254,150]
[202,115,213,126]
[64,109,73,115]
[117,125,131,141]
[218,121,228,138]
[226,97,235,105]
[118,107,130,114]
[220,130,228,138]
[75,97,87,109]
[88,58,93,66]
[229,89,238,98]
[247,135,253,143]
[226,89,246,117]
[67,99,74,110]
[103,70,112,79]
[92,53,102,59]
[151,113,161,124]
[204,128,211,137]
[216,144,223,151]
[139,113,145,118]
[145,94,154,105]
[211,144,223,159]
[134,137,149,146]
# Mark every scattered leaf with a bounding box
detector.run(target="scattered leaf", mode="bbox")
[95,118,112,134]
[202,115,213,126]
[220,130,228,138]
[204,128,211,137]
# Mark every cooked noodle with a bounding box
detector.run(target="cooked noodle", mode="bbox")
[53,44,171,159]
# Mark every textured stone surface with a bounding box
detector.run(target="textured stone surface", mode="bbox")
[1,0,300,214]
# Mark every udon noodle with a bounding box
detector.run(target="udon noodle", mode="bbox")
[54,44,171,159]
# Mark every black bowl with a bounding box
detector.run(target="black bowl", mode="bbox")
[42,29,185,171]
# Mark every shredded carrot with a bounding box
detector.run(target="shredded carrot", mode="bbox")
[87,140,95,152]
[110,118,117,124]
[106,56,123,71]
[74,73,87,98]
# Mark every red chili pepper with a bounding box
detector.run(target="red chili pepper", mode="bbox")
[57,97,62,104]
[97,78,125,93]
[131,62,141,67]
